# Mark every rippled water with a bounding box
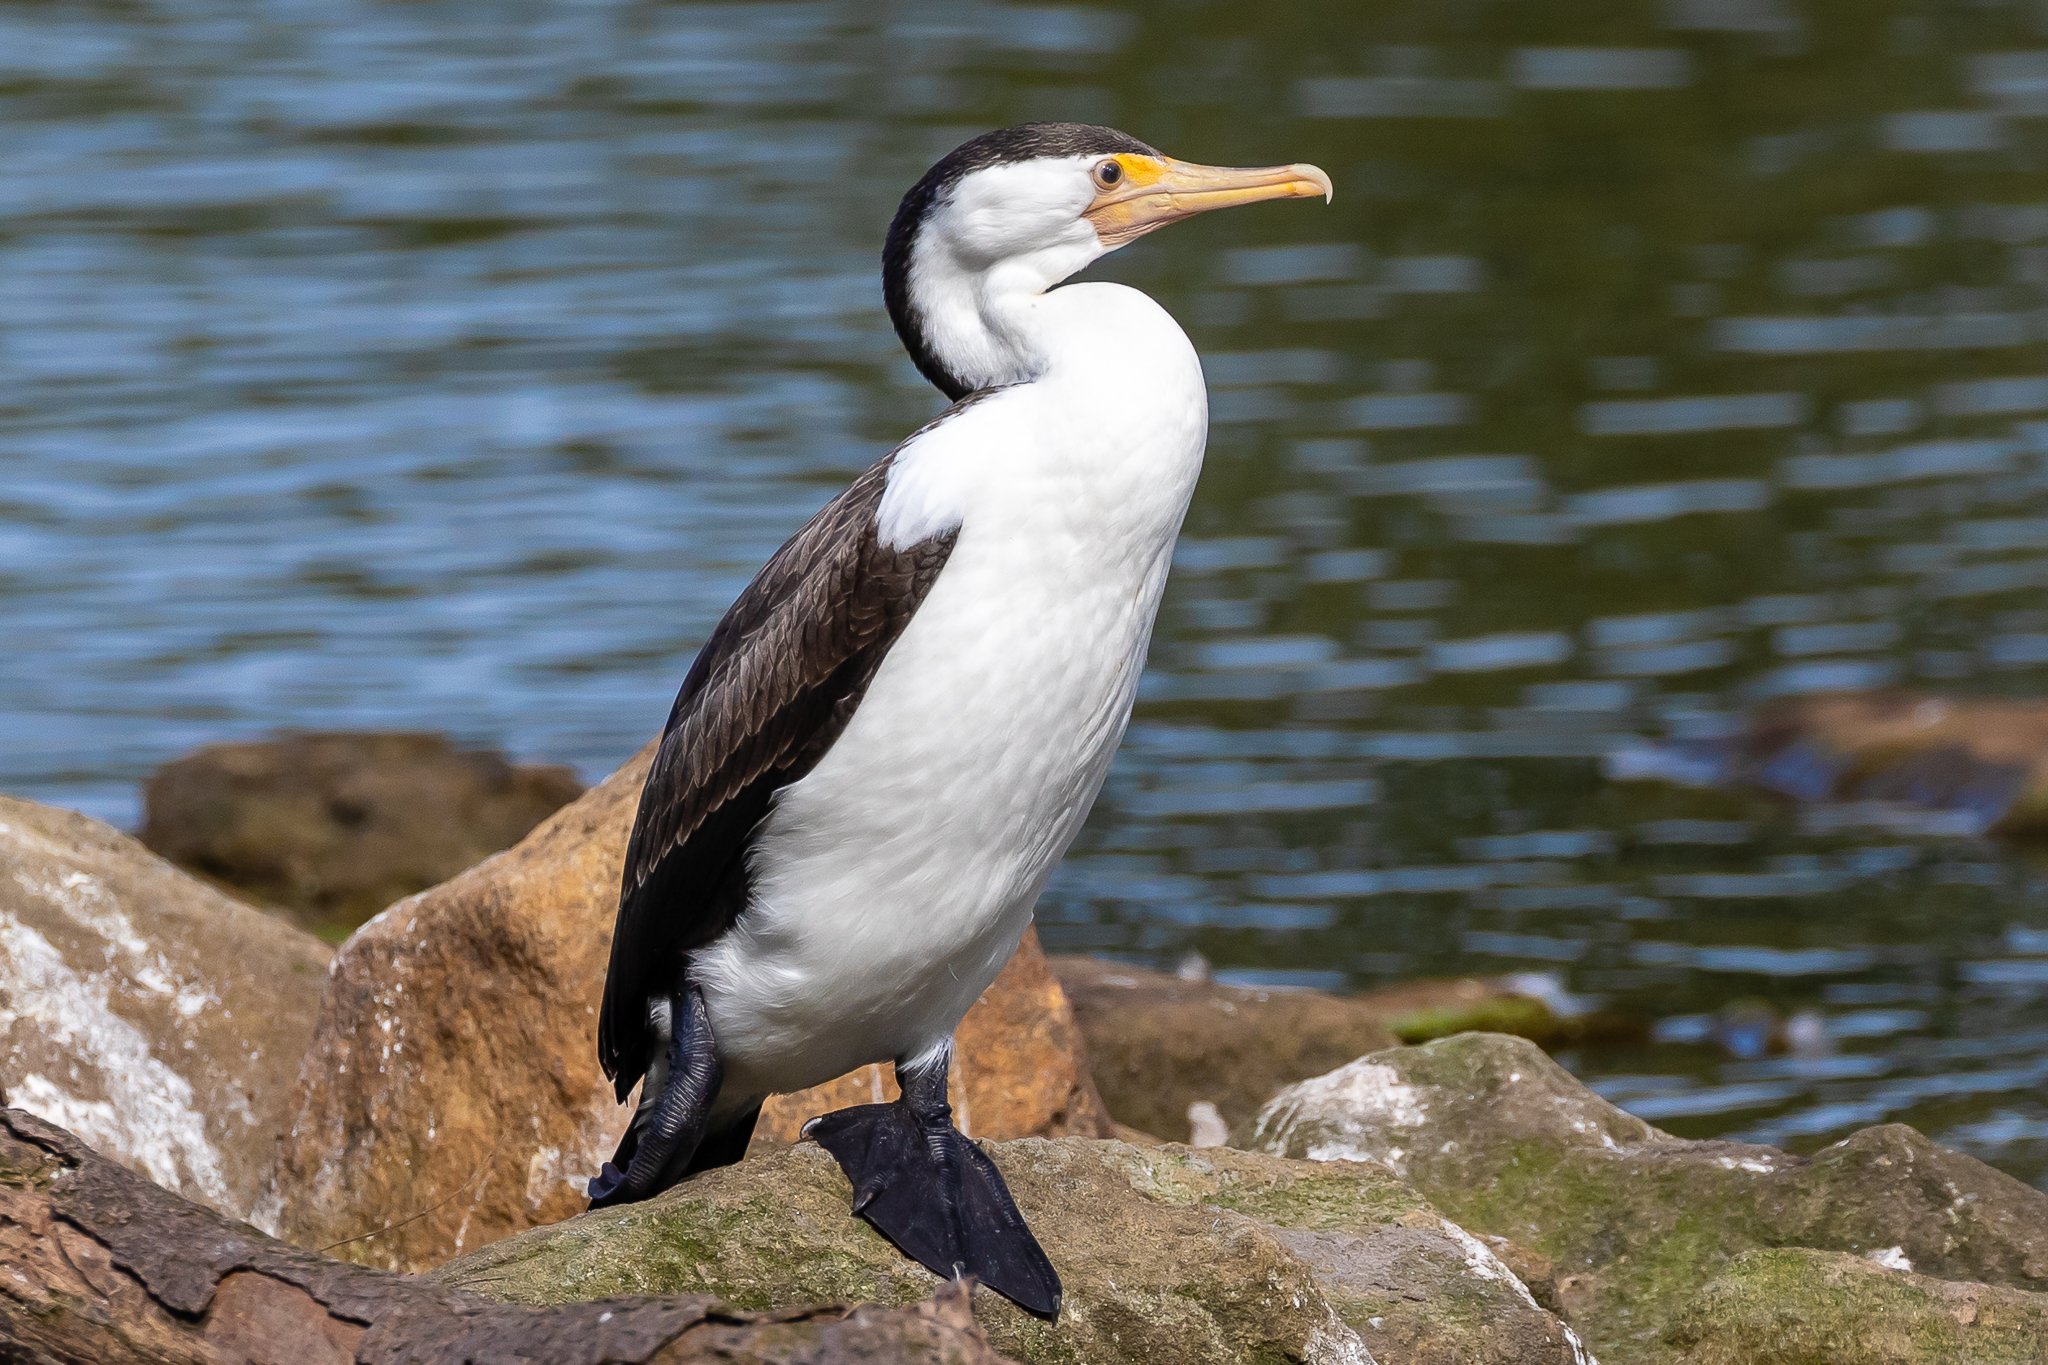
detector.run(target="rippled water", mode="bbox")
[6,0,2048,1186]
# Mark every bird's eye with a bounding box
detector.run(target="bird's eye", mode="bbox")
[1094,159,1123,187]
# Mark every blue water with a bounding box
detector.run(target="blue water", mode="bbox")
[5,0,2048,1186]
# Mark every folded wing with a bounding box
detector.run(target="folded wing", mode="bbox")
[597,453,959,1100]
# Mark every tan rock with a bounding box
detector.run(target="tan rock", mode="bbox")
[141,731,585,934]
[1743,690,2048,835]
[0,795,331,1223]
[1050,955,1400,1140]
[270,742,1112,1271]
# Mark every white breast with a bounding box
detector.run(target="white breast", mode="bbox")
[693,283,1206,1100]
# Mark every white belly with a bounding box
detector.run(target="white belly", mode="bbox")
[691,285,1206,1100]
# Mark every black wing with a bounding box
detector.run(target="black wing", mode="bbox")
[597,453,958,1099]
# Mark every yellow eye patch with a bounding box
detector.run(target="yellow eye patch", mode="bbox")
[1108,154,1169,187]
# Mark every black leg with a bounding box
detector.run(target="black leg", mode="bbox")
[588,983,723,1208]
[804,1043,1062,1319]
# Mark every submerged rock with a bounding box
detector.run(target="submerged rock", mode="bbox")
[1620,689,2048,837]
[1242,1032,2048,1364]
[1665,1248,2048,1365]
[141,731,586,932]
[438,1135,1588,1365]
[1050,956,1399,1140]
[269,743,1112,1272]
[0,795,331,1223]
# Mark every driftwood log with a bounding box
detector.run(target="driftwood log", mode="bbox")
[0,1107,1013,1365]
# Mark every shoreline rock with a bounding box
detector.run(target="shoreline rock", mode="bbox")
[438,1134,1589,1365]
[1050,956,1400,1142]
[1052,957,1643,1143]
[1241,1032,2048,1364]
[141,731,585,934]
[1,1104,1018,1365]
[0,795,331,1225]
[1665,1247,2048,1364]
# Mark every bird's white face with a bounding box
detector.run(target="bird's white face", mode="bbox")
[924,151,1333,297]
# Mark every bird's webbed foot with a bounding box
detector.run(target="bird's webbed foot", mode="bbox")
[588,982,722,1208]
[802,1046,1061,1318]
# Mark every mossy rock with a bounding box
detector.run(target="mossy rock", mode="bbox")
[437,1136,1586,1365]
[1241,1033,2048,1365]
[1666,1248,2048,1364]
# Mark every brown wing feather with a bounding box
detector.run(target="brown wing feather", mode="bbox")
[597,454,958,1096]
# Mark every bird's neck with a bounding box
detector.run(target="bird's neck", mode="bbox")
[892,236,1104,400]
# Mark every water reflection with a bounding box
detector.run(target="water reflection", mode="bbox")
[5,0,2048,1186]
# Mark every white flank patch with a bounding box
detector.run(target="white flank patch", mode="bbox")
[0,910,229,1207]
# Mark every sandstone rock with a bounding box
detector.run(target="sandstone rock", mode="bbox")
[1666,1248,2048,1365]
[270,742,1111,1272]
[1737,690,2048,836]
[0,795,331,1223]
[1050,956,1399,1140]
[439,1135,1589,1365]
[1242,1032,2048,1364]
[141,731,586,932]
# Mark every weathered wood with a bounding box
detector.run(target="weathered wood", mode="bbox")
[0,1107,1012,1365]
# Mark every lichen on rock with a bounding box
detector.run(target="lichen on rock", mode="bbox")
[1665,1247,2048,1365]
[1242,1032,2048,1364]
[438,1135,1588,1365]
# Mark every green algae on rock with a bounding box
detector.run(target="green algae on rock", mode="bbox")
[1665,1248,2048,1365]
[435,1136,1589,1365]
[1240,1033,2048,1365]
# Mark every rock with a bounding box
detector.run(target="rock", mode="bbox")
[1050,957,1645,1141]
[1350,975,1565,1046]
[0,795,331,1223]
[1665,1248,2048,1365]
[438,1134,1589,1365]
[140,731,586,933]
[1,1105,1020,1365]
[756,932,1113,1147]
[269,742,1113,1272]
[1050,956,1400,1140]
[1730,690,2048,836]
[1242,1032,2048,1364]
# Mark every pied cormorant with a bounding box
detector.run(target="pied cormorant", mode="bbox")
[587,122,1331,1318]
